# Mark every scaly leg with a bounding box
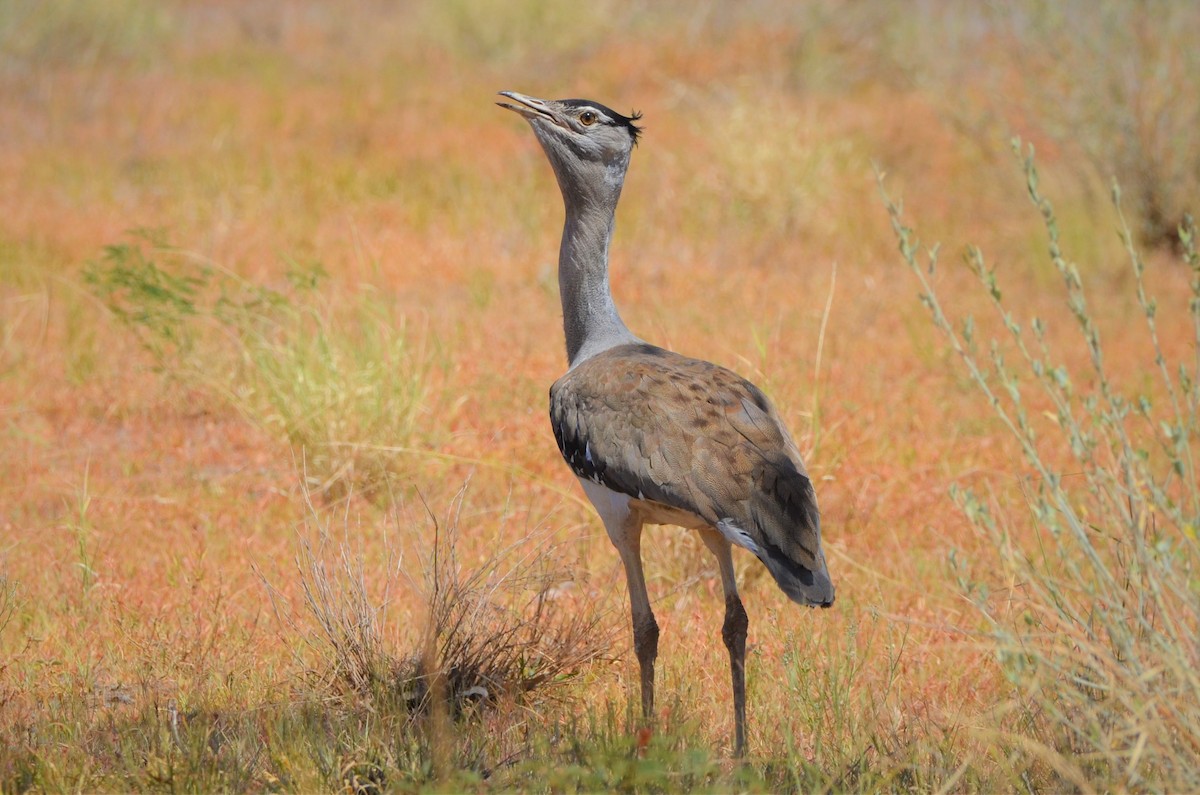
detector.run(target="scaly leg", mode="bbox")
[597,513,657,725]
[700,527,749,757]
[612,514,658,720]
[578,481,659,724]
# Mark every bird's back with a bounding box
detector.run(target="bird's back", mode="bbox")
[550,343,834,606]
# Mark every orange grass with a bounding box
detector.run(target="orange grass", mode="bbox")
[1,1,1196,790]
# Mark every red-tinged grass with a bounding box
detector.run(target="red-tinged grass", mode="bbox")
[1,1,1197,791]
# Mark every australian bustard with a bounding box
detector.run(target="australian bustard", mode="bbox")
[498,91,835,757]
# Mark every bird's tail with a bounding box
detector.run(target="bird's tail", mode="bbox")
[759,544,835,607]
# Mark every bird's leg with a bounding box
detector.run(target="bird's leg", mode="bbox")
[611,515,658,721]
[722,592,749,757]
[700,527,749,757]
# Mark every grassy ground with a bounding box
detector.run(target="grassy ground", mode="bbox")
[1,1,1197,791]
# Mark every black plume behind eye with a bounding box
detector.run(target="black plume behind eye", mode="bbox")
[561,98,643,144]
[625,110,643,145]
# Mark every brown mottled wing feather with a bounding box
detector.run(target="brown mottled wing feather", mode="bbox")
[549,343,824,575]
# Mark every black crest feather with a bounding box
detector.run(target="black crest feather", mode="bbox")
[561,98,643,144]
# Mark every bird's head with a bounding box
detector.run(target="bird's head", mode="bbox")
[498,91,642,208]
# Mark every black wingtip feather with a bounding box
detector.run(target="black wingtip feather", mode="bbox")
[760,540,836,607]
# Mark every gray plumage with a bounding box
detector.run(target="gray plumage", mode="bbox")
[551,342,832,605]
[499,90,834,757]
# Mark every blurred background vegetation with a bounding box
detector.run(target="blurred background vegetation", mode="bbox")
[1,1,1197,791]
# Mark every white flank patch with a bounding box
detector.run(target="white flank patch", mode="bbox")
[579,478,632,542]
[716,519,761,555]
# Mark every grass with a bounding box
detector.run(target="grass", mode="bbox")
[85,231,440,498]
[0,0,172,70]
[886,143,1200,790]
[0,0,1197,791]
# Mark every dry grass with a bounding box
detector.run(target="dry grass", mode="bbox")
[0,0,1196,791]
[888,145,1200,790]
[273,480,612,712]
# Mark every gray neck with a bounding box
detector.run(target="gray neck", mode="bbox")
[557,177,638,367]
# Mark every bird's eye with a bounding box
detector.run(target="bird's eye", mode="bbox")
[579,110,597,126]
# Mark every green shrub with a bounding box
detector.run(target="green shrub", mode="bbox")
[885,143,1200,791]
[85,231,435,497]
[0,0,172,70]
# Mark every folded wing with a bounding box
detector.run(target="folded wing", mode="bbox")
[550,343,834,606]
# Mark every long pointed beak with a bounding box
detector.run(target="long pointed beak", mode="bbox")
[497,91,557,124]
